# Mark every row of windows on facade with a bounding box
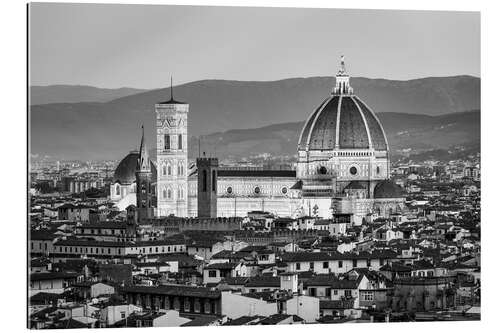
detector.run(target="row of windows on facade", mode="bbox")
[335,151,374,157]
[161,187,185,200]
[308,288,376,302]
[31,242,49,250]
[130,295,217,314]
[295,258,385,270]
[161,162,185,177]
[314,165,381,176]
[78,228,127,235]
[309,287,354,298]
[55,245,184,255]
[164,134,184,150]
[223,185,288,195]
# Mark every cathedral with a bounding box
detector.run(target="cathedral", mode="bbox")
[110,58,405,225]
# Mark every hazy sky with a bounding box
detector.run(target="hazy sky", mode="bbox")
[29,3,480,89]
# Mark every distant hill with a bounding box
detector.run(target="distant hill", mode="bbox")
[30,85,147,104]
[29,76,480,160]
[188,110,480,160]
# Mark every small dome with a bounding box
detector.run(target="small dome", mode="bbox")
[298,95,388,151]
[374,180,405,198]
[113,151,157,184]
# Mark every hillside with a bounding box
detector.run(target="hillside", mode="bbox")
[29,76,480,160]
[30,85,147,104]
[188,110,480,160]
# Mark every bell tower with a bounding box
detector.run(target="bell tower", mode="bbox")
[135,125,154,222]
[156,78,189,217]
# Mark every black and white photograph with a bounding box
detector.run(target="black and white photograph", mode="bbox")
[23,1,487,330]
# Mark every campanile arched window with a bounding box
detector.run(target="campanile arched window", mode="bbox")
[164,134,170,150]
[178,161,183,176]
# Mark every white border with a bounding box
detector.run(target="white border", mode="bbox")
[1,1,497,333]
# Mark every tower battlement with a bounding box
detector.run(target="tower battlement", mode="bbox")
[196,157,219,167]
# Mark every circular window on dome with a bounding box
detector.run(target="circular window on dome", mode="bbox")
[254,186,261,194]
[349,166,358,176]
[226,186,233,194]
[319,166,328,175]
[281,187,288,194]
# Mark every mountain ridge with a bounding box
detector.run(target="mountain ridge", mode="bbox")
[29,75,480,160]
[30,85,147,105]
[189,110,480,161]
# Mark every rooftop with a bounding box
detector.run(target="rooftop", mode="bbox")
[122,285,221,299]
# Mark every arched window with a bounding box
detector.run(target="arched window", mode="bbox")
[164,134,170,150]
[202,170,207,192]
[167,188,172,199]
[178,161,183,176]
[162,189,167,199]
[167,164,172,176]
[178,134,183,150]
[115,184,120,195]
[162,165,167,176]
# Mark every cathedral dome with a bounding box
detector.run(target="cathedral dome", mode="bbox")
[113,151,157,184]
[373,180,405,198]
[298,95,388,151]
[298,57,388,152]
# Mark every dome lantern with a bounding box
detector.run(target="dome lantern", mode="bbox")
[332,55,354,95]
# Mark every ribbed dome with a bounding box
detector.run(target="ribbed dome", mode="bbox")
[113,151,157,184]
[373,180,405,198]
[298,95,388,151]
